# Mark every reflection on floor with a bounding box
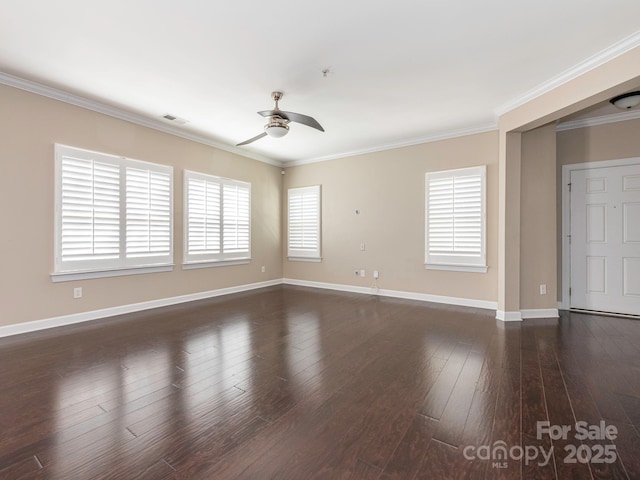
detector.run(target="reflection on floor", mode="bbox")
[0,285,639,479]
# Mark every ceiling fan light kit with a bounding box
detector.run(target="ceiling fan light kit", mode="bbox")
[265,120,289,138]
[237,91,324,146]
[610,91,640,110]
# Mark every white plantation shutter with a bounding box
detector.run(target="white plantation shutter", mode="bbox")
[223,183,250,254]
[184,171,251,264]
[54,145,173,276]
[126,167,172,259]
[288,185,321,260]
[425,166,486,271]
[60,156,120,266]
[186,175,221,256]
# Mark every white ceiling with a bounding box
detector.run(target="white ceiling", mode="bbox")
[1,0,640,164]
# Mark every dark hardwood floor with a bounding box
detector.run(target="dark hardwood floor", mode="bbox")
[1,285,640,479]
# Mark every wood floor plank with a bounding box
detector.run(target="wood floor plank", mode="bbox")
[313,352,447,476]
[562,372,629,479]
[380,414,437,480]
[168,326,400,475]
[347,459,384,480]
[0,455,42,480]
[538,347,592,479]
[229,353,410,479]
[520,332,556,480]
[168,331,400,479]
[617,394,640,426]
[419,341,472,420]
[415,439,485,480]
[521,337,548,438]
[486,365,522,479]
[614,423,640,479]
[433,351,485,448]
[1,286,640,479]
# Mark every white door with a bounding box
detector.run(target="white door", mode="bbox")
[570,163,640,315]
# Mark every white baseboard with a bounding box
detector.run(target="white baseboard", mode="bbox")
[0,279,283,339]
[283,278,498,311]
[2,278,557,339]
[497,309,559,321]
[521,308,560,319]
[496,310,523,322]
[283,278,372,296]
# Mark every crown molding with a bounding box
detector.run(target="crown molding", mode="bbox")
[2,70,496,168]
[0,72,284,168]
[284,122,498,167]
[495,30,640,117]
[556,108,640,131]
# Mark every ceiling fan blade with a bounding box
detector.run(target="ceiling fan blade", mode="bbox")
[280,111,324,132]
[257,110,290,121]
[236,132,267,146]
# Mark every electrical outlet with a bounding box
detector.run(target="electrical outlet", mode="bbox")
[373,270,379,279]
[360,269,366,277]
[261,266,266,273]
[73,287,83,299]
[539,284,547,295]
[360,242,365,251]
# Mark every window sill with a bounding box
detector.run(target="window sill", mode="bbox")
[288,257,322,263]
[51,264,174,282]
[425,264,488,273]
[182,259,251,270]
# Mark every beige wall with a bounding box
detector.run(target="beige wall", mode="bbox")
[556,118,640,300]
[557,118,640,165]
[0,84,283,327]
[3,43,639,330]
[497,44,640,315]
[283,131,499,303]
[497,131,522,315]
[520,124,557,310]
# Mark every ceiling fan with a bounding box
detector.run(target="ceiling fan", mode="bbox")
[236,91,324,146]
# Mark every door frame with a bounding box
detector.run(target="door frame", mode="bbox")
[561,156,640,311]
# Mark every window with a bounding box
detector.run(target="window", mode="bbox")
[425,165,487,272]
[183,170,250,267]
[53,144,173,281]
[288,185,321,261]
